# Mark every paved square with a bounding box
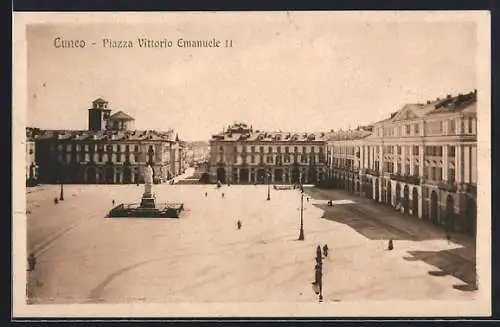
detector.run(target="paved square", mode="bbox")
[26,183,476,304]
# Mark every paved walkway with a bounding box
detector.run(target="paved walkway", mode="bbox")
[304,186,477,290]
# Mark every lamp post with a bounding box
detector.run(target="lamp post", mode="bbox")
[266,169,271,201]
[312,245,323,302]
[298,191,305,240]
[59,165,65,201]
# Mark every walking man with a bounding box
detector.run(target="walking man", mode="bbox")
[237,220,242,230]
[112,199,115,206]
[205,192,208,197]
[222,192,225,199]
[323,244,329,257]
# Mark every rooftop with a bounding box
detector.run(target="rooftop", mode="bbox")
[109,111,135,121]
[27,128,179,142]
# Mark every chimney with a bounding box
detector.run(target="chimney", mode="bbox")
[447,94,452,99]
[426,100,431,104]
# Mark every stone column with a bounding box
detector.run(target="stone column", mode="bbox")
[418,187,423,219]
[409,145,415,175]
[419,145,424,177]
[393,146,398,174]
[463,145,471,184]
[471,145,477,184]
[456,145,463,183]
[443,145,449,181]
[401,145,407,175]
[379,145,384,174]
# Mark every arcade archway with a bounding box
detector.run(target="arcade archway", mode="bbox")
[216,167,226,184]
[412,187,419,217]
[430,191,439,225]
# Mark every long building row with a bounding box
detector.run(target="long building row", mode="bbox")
[26,98,187,185]
[325,90,477,235]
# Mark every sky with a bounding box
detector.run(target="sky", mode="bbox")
[26,13,477,141]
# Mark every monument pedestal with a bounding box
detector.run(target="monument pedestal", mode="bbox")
[140,192,156,208]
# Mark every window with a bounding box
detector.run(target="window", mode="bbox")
[277,147,281,153]
[448,146,455,157]
[219,146,224,151]
[116,154,121,162]
[301,154,307,163]
[260,146,264,153]
[268,147,272,153]
[302,146,306,153]
[449,120,456,134]
[294,146,298,153]
[267,155,273,163]
[406,124,411,135]
[468,117,473,133]
[251,146,255,152]
[448,168,456,182]
[134,145,139,152]
[134,155,139,162]
[397,146,401,155]
[125,145,130,152]
[413,165,419,176]
[439,121,443,133]
[413,146,419,156]
[414,124,420,134]
[251,155,255,163]
[397,163,401,173]
[98,153,103,162]
[116,145,121,152]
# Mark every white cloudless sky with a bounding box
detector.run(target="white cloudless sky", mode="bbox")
[27,12,476,141]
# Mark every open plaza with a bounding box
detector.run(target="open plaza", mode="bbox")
[25,174,476,304]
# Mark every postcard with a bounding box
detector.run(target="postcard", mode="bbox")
[13,11,491,317]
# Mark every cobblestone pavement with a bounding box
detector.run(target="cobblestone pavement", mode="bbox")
[24,183,477,304]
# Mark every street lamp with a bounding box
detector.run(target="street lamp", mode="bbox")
[59,165,65,201]
[298,191,305,240]
[311,245,323,302]
[266,169,271,201]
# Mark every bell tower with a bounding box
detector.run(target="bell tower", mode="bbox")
[88,98,112,131]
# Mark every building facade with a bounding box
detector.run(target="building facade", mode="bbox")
[326,91,477,235]
[30,98,185,184]
[209,122,327,184]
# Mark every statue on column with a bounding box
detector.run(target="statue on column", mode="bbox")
[144,164,154,196]
[140,164,156,208]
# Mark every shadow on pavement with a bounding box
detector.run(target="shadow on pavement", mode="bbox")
[403,249,477,292]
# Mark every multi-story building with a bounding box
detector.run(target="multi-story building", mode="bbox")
[25,128,39,186]
[209,122,327,184]
[30,98,185,184]
[326,91,477,235]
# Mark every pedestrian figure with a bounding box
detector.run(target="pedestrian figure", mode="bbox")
[28,253,37,272]
[205,192,208,197]
[221,192,225,199]
[446,233,451,244]
[307,197,310,202]
[323,244,329,257]
[237,220,242,230]
[112,199,115,206]
[54,197,58,204]
[388,239,394,251]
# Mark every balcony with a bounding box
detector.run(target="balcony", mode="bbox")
[365,168,380,177]
[390,173,420,185]
[437,180,457,192]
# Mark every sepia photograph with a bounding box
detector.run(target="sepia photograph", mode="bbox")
[12,11,491,317]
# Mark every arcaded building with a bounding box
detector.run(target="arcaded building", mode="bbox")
[209,122,327,184]
[326,91,477,235]
[30,98,185,184]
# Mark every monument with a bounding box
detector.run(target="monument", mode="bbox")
[107,164,184,218]
[140,164,156,208]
